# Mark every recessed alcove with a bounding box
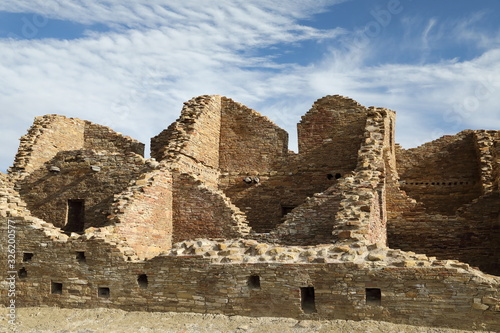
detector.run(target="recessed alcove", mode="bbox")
[300,287,317,314]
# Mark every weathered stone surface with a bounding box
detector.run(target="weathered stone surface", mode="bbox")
[0,94,499,332]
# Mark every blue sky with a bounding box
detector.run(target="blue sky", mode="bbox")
[1,0,500,172]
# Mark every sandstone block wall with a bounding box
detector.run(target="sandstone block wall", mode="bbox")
[297,95,367,162]
[9,115,144,179]
[273,107,393,245]
[272,189,342,245]
[474,130,500,194]
[172,173,250,243]
[219,169,340,232]
[151,95,221,166]
[151,96,223,189]
[1,94,499,331]
[109,167,174,259]
[329,108,391,246]
[9,115,85,177]
[396,131,482,215]
[219,95,372,232]
[494,137,500,191]
[82,122,145,156]
[16,150,148,230]
[388,130,500,276]
[388,192,500,276]
[219,97,289,173]
[1,214,499,331]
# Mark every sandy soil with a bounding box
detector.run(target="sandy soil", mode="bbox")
[0,307,491,333]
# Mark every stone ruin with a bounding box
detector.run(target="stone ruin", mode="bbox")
[0,94,499,330]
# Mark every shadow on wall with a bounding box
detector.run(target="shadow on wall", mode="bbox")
[219,95,369,233]
[16,150,147,231]
[396,132,482,215]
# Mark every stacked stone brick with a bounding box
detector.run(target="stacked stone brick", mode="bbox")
[9,115,144,180]
[390,129,500,276]
[0,95,499,331]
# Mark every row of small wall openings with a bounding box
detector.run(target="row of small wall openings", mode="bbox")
[247,275,381,313]
[300,287,381,312]
[23,251,86,263]
[50,274,148,297]
[50,282,111,298]
[48,273,380,309]
[247,276,317,314]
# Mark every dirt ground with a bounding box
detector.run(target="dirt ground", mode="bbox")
[0,307,491,333]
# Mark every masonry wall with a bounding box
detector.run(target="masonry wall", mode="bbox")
[3,95,500,331]
[389,130,500,276]
[396,131,482,215]
[109,168,174,259]
[83,122,145,156]
[220,169,340,232]
[329,108,391,246]
[172,173,250,243]
[219,97,289,173]
[219,95,370,232]
[9,115,85,177]
[9,115,144,178]
[217,96,295,232]
[388,202,500,277]
[16,150,147,230]
[273,107,393,245]
[150,95,222,188]
[151,95,221,168]
[272,190,342,245]
[459,194,500,275]
[297,95,368,166]
[2,216,499,331]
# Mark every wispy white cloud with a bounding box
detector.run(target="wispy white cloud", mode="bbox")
[0,0,347,171]
[0,0,344,31]
[421,18,436,50]
[0,1,499,173]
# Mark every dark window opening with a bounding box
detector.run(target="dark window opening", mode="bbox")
[300,287,317,314]
[51,281,63,295]
[18,267,27,279]
[65,199,85,233]
[98,287,110,298]
[281,205,296,217]
[76,251,86,263]
[366,288,381,305]
[247,275,260,290]
[137,274,148,289]
[23,253,34,262]
[335,173,342,179]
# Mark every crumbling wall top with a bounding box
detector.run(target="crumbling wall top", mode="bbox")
[150,95,222,168]
[9,114,144,179]
[310,95,366,111]
[219,96,289,173]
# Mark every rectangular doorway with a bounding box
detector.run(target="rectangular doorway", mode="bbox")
[65,199,85,233]
[300,287,317,313]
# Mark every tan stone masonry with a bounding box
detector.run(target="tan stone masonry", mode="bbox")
[0,95,498,331]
